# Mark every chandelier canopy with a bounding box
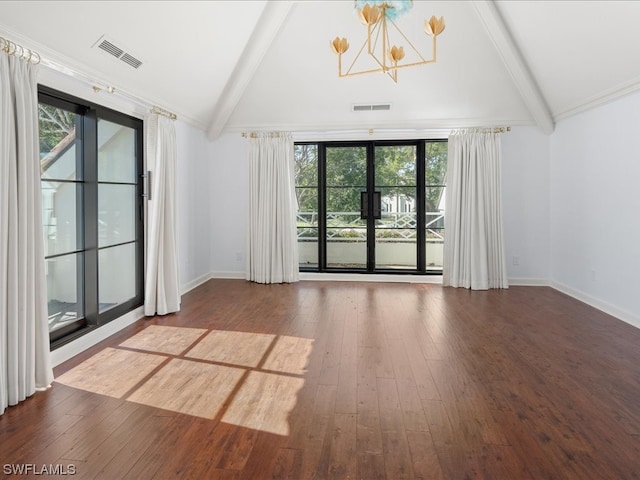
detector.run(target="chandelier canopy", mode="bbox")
[331,0,445,83]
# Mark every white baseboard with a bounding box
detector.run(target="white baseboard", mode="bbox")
[299,272,443,283]
[508,278,549,286]
[51,306,144,367]
[180,272,213,295]
[551,280,640,330]
[210,271,246,279]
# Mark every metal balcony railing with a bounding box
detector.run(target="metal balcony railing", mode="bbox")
[297,211,444,242]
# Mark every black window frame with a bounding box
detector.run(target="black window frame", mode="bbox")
[294,139,447,275]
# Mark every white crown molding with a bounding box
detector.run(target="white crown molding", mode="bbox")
[471,0,555,135]
[206,1,295,140]
[553,75,640,121]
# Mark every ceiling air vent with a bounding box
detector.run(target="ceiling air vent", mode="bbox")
[120,53,142,69]
[352,103,391,112]
[93,35,143,69]
[97,39,123,58]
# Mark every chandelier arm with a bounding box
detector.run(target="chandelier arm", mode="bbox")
[381,12,389,73]
[433,35,437,62]
[343,34,374,76]
[367,20,384,68]
[388,18,429,63]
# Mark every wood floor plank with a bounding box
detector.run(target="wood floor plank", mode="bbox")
[405,430,445,480]
[357,453,386,480]
[381,428,414,479]
[334,301,358,414]
[2,280,640,479]
[91,413,174,480]
[269,447,303,480]
[54,347,167,399]
[327,413,357,480]
[118,324,207,355]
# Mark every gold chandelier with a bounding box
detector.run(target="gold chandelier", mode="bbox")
[331,1,445,83]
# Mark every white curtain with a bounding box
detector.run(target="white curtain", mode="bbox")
[144,113,180,316]
[1,52,54,415]
[443,129,508,290]
[246,133,299,284]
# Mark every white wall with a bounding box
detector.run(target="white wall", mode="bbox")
[209,133,249,276]
[175,121,214,290]
[550,91,640,326]
[501,127,551,283]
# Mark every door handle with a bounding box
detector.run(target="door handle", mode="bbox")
[360,191,368,220]
[373,191,382,219]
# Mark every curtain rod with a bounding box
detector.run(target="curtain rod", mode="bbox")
[243,126,511,138]
[0,35,40,64]
[241,132,291,138]
[151,106,177,120]
[449,126,511,135]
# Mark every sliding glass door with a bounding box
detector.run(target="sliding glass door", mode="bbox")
[39,86,144,345]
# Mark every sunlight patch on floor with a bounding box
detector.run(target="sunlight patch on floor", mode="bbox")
[119,325,207,355]
[262,335,314,375]
[186,330,276,367]
[222,371,305,436]
[55,326,314,435]
[127,358,244,418]
[54,347,165,398]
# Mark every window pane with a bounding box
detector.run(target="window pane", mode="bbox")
[425,141,447,186]
[298,227,318,267]
[426,229,444,270]
[99,243,137,312]
[39,104,78,181]
[326,147,366,187]
[296,187,318,220]
[327,233,366,269]
[425,187,445,222]
[99,184,136,247]
[376,229,416,269]
[375,145,416,186]
[98,119,137,183]
[425,142,446,272]
[46,253,83,333]
[42,181,81,256]
[297,187,318,268]
[294,144,318,187]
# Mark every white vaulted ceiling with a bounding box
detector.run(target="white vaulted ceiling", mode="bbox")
[1,1,640,137]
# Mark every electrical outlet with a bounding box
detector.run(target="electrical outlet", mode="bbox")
[512,256,519,266]
[235,252,242,262]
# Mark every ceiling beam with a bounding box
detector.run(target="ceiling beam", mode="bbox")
[206,1,294,140]
[472,0,554,135]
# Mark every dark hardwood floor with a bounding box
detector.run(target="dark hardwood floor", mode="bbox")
[2,279,640,479]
